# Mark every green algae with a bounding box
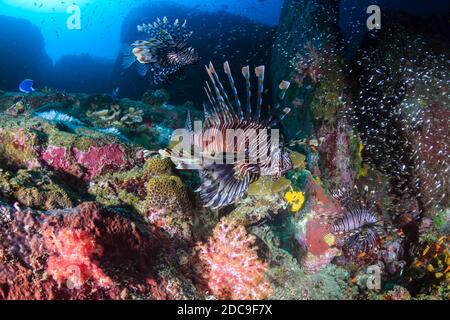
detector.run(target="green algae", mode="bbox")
[0,169,75,210]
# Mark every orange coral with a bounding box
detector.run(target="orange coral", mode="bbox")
[197,218,272,300]
[45,228,112,289]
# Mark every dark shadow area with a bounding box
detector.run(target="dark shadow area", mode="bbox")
[51,54,115,94]
[0,15,53,91]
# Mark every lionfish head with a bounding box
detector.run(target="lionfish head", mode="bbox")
[261,148,293,178]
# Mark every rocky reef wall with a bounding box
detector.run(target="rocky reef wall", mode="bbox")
[51,54,115,94]
[0,15,53,92]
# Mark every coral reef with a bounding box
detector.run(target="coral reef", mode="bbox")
[0,169,74,210]
[196,218,272,300]
[0,202,157,299]
[145,175,193,241]
[0,0,448,302]
[44,228,112,289]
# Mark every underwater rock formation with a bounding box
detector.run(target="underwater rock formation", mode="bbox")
[0,201,201,300]
[0,15,53,92]
[0,99,202,300]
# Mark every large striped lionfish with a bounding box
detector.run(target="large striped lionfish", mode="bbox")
[123,17,198,84]
[331,188,384,257]
[160,62,293,209]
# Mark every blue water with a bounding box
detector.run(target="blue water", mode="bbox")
[0,0,448,96]
[0,0,283,62]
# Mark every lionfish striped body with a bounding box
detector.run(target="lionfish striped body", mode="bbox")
[123,17,198,85]
[160,62,293,209]
[332,207,382,256]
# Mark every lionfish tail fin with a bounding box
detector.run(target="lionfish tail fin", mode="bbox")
[197,165,250,209]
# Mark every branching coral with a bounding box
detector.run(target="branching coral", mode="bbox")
[291,42,324,86]
[196,218,272,300]
[87,104,143,128]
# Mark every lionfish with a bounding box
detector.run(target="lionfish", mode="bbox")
[160,61,293,209]
[331,188,384,257]
[122,16,198,85]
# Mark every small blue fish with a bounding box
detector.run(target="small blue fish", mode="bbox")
[19,79,35,93]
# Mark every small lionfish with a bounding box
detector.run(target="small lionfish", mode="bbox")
[160,61,293,209]
[332,208,382,256]
[122,16,198,85]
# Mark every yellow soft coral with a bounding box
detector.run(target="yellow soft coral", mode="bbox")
[284,190,305,212]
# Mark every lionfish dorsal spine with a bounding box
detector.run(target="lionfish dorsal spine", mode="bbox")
[207,62,233,117]
[204,81,220,122]
[241,66,252,119]
[223,61,243,118]
[205,63,240,125]
[268,80,291,127]
[254,66,265,121]
[185,110,193,132]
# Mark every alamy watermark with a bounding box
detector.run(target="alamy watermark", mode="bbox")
[367,5,381,30]
[168,121,282,167]
[366,264,381,290]
[66,265,82,290]
[66,5,81,30]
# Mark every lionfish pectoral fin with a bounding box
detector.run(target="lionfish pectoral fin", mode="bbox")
[176,162,203,170]
[121,43,136,70]
[136,63,151,77]
[159,148,203,171]
[158,149,172,159]
[197,164,250,209]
